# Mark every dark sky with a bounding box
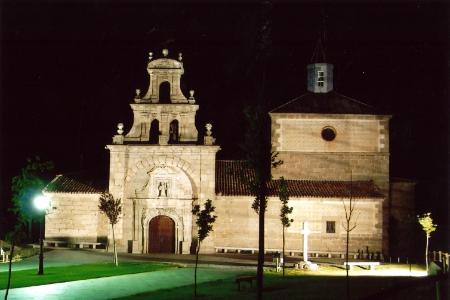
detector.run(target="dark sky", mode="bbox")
[1,1,448,243]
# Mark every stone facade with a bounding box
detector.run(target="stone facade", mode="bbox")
[105,50,220,253]
[44,49,410,256]
[44,192,109,244]
[214,196,383,253]
[106,145,219,253]
[270,109,391,253]
[270,114,390,190]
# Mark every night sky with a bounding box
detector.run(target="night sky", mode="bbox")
[1,1,448,246]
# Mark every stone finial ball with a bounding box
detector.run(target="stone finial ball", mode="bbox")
[117,123,124,135]
[162,49,169,57]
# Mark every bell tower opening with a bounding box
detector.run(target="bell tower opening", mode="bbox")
[159,81,171,103]
[120,50,200,144]
[169,120,179,144]
[149,119,160,144]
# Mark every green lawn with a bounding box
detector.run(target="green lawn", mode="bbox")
[117,274,438,300]
[0,262,175,289]
[116,266,437,300]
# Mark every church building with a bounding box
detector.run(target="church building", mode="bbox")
[43,48,410,256]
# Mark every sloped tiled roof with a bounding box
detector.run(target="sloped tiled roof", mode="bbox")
[216,160,384,198]
[44,174,106,194]
[270,91,378,115]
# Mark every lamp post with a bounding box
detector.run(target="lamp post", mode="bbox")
[33,195,50,275]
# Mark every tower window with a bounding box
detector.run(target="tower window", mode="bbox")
[169,120,179,143]
[321,126,336,141]
[317,70,325,87]
[149,119,160,144]
[326,221,336,233]
[159,81,171,103]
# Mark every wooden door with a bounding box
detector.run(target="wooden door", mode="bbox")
[149,215,175,253]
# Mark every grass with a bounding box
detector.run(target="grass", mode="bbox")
[0,262,175,289]
[115,275,409,300]
[116,264,435,300]
[117,274,440,300]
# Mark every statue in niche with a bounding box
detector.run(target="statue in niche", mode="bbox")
[157,181,169,197]
[164,182,168,197]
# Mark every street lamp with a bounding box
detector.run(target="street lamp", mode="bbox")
[33,194,50,275]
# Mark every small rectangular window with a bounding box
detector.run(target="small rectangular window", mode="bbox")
[326,221,336,233]
[317,71,325,87]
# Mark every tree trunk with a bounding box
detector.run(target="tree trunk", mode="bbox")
[194,241,201,297]
[112,224,118,266]
[425,235,429,271]
[346,224,350,300]
[257,194,265,300]
[282,225,285,277]
[28,219,32,241]
[5,241,15,300]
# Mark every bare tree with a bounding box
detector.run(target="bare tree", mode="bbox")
[342,178,358,300]
[278,176,293,277]
[417,212,437,271]
[192,199,217,297]
[99,192,122,266]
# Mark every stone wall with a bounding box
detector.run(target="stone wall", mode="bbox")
[44,193,108,243]
[212,195,383,254]
[269,113,391,253]
[276,119,381,152]
[270,113,390,193]
[272,152,390,192]
[271,114,390,154]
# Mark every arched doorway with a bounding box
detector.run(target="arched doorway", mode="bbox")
[159,81,171,103]
[148,215,175,253]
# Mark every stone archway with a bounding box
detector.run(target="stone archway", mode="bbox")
[148,215,175,253]
[126,156,198,199]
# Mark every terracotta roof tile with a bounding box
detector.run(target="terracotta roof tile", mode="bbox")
[216,160,384,198]
[44,174,106,194]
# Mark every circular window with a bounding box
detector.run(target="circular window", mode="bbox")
[321,127,336,141]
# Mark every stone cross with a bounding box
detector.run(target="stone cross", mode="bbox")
[301,221,311,262]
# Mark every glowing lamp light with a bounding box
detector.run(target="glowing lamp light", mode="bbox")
[34,195,50,211]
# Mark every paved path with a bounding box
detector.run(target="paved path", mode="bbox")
[0,266,246,300]
[0,249,281,273]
